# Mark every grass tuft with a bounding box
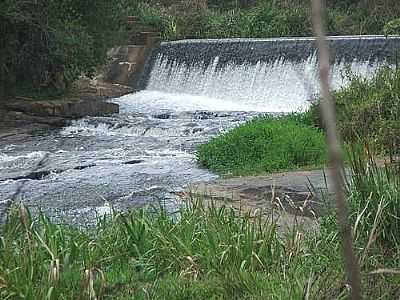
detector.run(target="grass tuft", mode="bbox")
[197,114,327,176]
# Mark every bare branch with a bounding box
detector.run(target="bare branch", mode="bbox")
[311,0,362,299]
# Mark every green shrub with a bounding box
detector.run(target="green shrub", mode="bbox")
[250,1,311,37]
[197,115,327,176]
[310,67,400,154]
[129,2,170,31]
[384,18,400,35]
[127,0,400,40]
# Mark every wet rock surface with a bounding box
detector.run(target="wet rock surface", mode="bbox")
[0,81,132,139]
[4,98,119,119]
[189,169,335,232]
[0,109,67,137]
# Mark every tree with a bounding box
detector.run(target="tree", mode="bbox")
[0,0,126,100]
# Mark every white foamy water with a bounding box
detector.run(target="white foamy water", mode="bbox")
[114,90,270,113]
[0,151,48,169]
[142,53,382,113]
[61,116,228,138]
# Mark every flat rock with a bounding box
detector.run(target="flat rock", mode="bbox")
[188,169,336,234]
[4,98,119,119]
[0,76,131,138]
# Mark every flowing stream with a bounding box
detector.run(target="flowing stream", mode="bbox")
[1,36,399,223]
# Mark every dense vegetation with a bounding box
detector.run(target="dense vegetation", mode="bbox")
[310,67,400,155]
[1,150,399,299]
[132,0,400,40]
[197,115,327,176]
[0,0,126,100]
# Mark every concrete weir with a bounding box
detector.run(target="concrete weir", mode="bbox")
[141,36,400,112]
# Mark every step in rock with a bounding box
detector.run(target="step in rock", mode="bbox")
[126,45,146,62]
[107,46,147,63]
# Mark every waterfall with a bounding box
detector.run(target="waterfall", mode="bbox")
[139,36,400,113]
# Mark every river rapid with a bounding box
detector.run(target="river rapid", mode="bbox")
[0,92,261,224]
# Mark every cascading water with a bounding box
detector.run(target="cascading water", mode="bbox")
[1,36,399,223]
[139,36,400,112]
[145,52,375,112]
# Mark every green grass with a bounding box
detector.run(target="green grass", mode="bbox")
[197,114,327,176]
[1,173,399,299]
[347,144,400,249]
[0,201,332,299]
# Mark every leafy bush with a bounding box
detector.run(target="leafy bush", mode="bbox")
[384,18,400,35]
[200,1,312,38]
[310,67,400,154]
[129,2,169,31]
[197,115,327,176]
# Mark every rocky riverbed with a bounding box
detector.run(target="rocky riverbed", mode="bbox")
[0,91,265,224]
[1,86,335,226]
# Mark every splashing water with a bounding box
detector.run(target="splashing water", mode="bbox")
[1,36,399,224]
[141,52,381,113]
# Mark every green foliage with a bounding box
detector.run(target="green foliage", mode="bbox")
[128,2,169,31]
[310,67,400,154]
[197,115,327,176]
[201,2,311,38]
[384,18,400,36]
[129,1,209,39]
[129,0,400,40]
[1,191,398,299]
[0,0,126,98]
[347,145,400,250]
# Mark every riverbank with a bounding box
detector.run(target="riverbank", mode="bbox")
[0,81,133,138]
[5,135,398,299]
[1,160,398,299]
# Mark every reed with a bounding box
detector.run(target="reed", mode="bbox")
[1,184,398,299]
